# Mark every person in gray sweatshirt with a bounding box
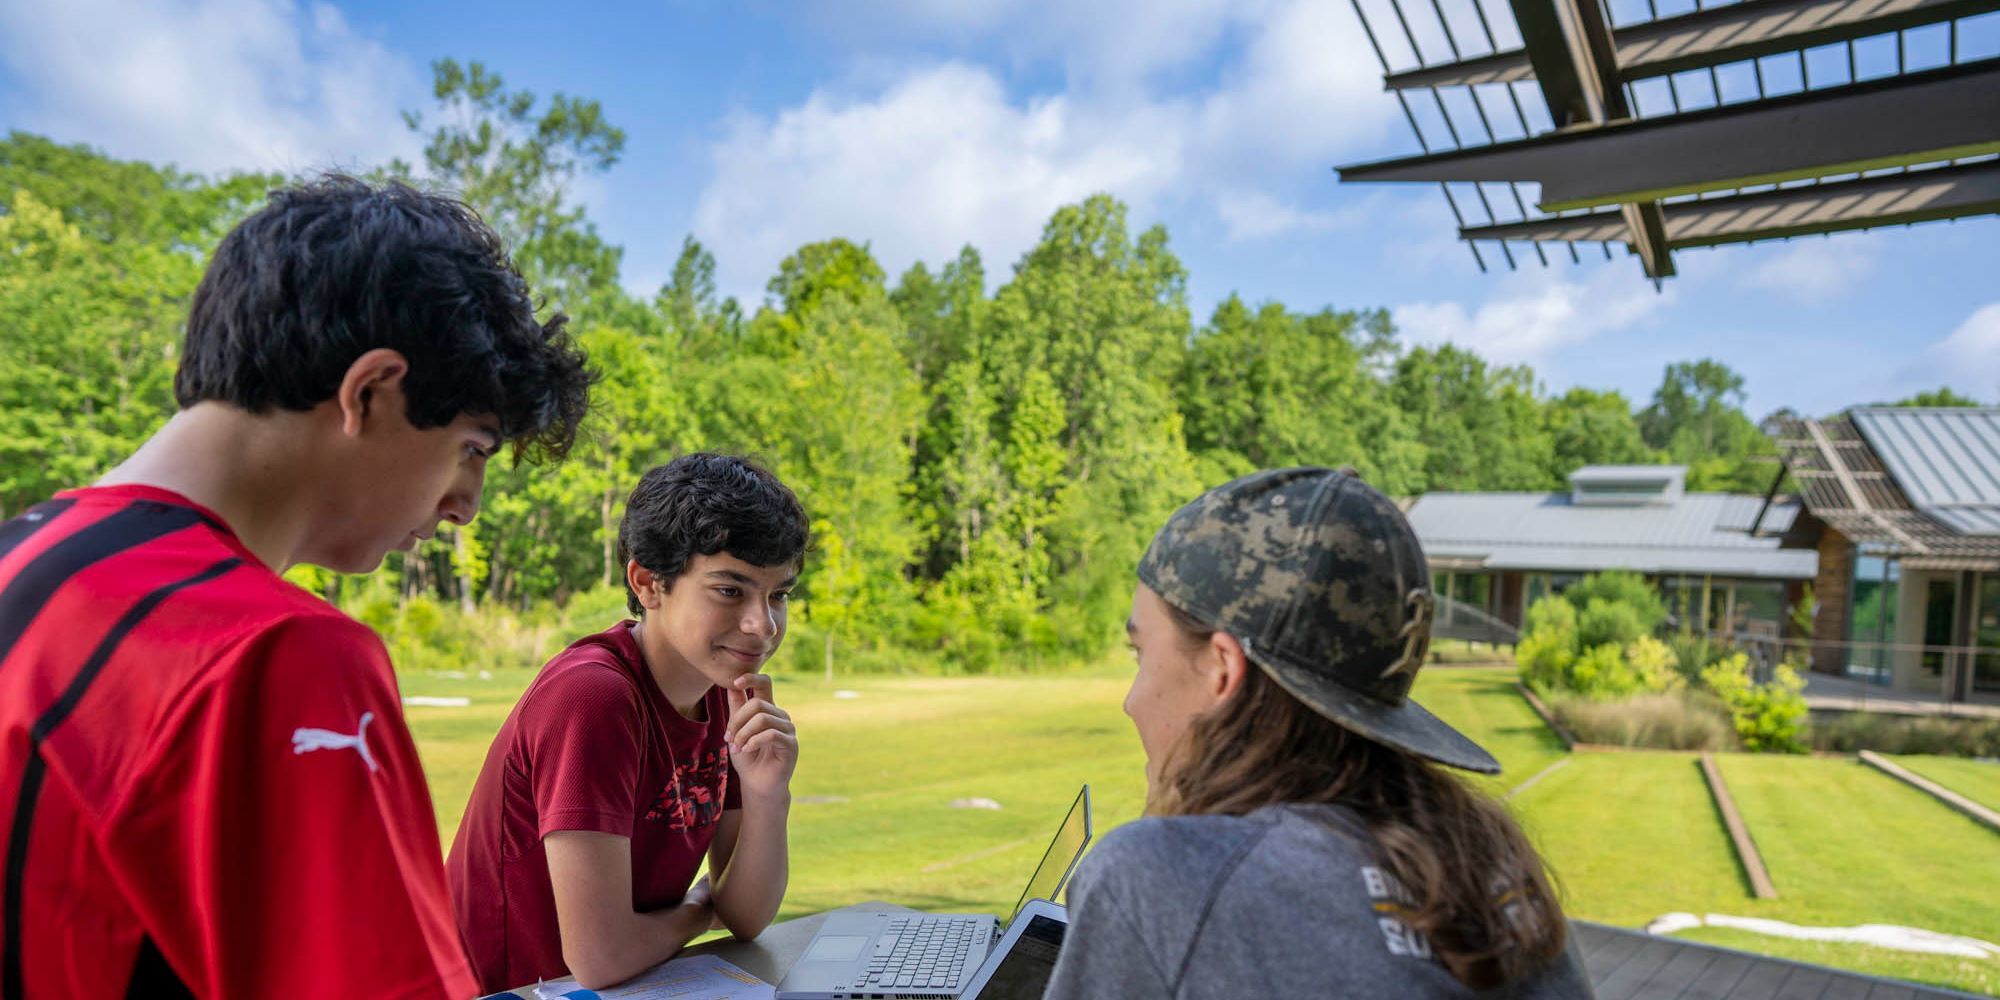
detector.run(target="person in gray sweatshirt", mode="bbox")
[1044,467,1595,999]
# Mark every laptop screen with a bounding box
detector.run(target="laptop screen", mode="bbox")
[965,912,1067,1000]
[1007,785,1090,925]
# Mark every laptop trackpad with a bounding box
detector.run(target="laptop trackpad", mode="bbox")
[803,934,870,963]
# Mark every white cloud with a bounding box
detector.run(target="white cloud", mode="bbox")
[0,0,421,175]
[1214,189,1356,242]
[1187,0,1396,174]
[1741,237,1876,302]
[1393,265,1675,365]
[694,0,1398,298]
[1903,303,2000,400]
[693,63,1183,299]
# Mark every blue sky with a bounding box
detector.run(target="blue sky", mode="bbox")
[2,0,1995,419]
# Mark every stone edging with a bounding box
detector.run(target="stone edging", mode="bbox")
[1858,750,2000,835]
[1698,752,1778,900]
[1514,683,1576,750]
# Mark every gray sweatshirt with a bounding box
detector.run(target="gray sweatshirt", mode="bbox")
[1043,803,1595,999]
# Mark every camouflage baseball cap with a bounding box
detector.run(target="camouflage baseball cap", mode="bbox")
[1137,466,1499,774]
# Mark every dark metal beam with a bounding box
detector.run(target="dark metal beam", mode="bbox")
[1338,60,2000,210]
[1621,201,1675,276]
[1508,0,1594,127]
[1384,0,2000,90]
[1456,160,2000,245]
[1507,0,1673,273]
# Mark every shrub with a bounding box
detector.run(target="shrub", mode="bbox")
[1549,690,1736,750]
[1516,596,1579,691]
[1625,635,1684,693]
[1570,642,1645,699]
[1700,654,1809,753]
[1811,712,2000,757]
[1578,598,1648,652]
[1667,631,1724,682]
[1563,570,1666,630]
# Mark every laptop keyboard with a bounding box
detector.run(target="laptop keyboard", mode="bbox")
[852,916,983,992]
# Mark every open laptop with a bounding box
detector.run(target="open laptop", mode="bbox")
[775,785,1091,1000]
[956,898,1068,1000]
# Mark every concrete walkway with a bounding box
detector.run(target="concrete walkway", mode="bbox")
[1803,673,2000,720]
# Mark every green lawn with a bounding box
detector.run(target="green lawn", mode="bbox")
[401,664,2000,995]
[1893,754,2000,811]
[1508,751,1750,924]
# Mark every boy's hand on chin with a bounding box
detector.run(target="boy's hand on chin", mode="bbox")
[726,673,798,800]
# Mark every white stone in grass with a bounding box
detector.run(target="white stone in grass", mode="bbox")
[950,797,1003,811]
[478,670,493,680]
[833,690,861,699]
[403,696,471,707]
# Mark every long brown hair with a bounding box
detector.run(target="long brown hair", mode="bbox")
[1151,601,1566,990]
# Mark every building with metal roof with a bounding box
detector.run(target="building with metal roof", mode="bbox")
[1765,406,2000,699]
[1406,463,1815,640]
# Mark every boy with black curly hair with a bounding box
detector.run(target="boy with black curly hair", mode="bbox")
[450,453,807,991]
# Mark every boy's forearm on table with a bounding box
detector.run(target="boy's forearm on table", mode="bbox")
[570,898,710,989]
[713,792,791,937]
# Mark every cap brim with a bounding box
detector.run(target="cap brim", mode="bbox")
[1251,653,1502,775]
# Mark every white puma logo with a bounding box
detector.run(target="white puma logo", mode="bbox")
[291,711,380,773]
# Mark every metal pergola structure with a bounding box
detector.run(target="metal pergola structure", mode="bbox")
[1335,0,2000,278]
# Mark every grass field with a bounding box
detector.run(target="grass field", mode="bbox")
[1893,754,2000,811]
[401,664,2000,995]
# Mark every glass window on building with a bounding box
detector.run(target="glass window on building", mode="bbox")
[1454,572,1492,611]
[1848,555,1899,681]
[1524,573,1553,611]
[1659,575,1727,633]
[1733,581,1785,640]
[1976,573,1999,694]
[1922,578,1955,679]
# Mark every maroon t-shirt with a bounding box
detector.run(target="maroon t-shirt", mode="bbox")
[447,621,741,991]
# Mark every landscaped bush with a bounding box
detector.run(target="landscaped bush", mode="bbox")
[1517,588,1683,700]
[1516,596,1579,691]
[1548,689,1735,750]
[1666,631,1722,683]
[1578,597,1648,649]
[1700,654,1809,753]
[1625,635,1684,692]
[1562,570,1666,630]
[1811,712,2000,758]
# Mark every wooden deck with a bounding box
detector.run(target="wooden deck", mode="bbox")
[1575,921,1987,999]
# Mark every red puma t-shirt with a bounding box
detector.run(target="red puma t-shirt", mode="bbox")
[447,621,740,991]
[0,485,475,998]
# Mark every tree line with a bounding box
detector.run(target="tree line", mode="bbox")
[1,60,1980,672]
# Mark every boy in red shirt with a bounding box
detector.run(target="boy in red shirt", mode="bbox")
[449,453,805,991]
[0,177,592,998]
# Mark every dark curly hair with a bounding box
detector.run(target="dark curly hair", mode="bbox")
[175,174,593,462]
[619,453,810,615]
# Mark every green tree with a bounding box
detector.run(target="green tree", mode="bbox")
[1639,360,1772,492]
[402,58,626,315]
[657,235,742,356]
[890,246,985,387]
[0,189,188,514]
[1390,345,1554,491]
[1544,387,1654,477]
[1182,296,1423,494]
[983,195,1202,647]
[1892,387,1985,407]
